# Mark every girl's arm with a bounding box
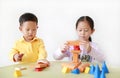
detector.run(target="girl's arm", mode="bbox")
[53,48,70,60]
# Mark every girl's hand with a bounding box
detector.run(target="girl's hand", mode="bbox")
[14,53,24,62]
[80,40,91,53]
[60,41,69,53]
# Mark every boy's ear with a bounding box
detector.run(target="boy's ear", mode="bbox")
[19,26,22,31]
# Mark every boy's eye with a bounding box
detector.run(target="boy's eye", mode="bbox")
[33,29,36,31]
[26,29,29,31]
[79,30,82,32]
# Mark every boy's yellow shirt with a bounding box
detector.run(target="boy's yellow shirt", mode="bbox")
[9,37,47,63]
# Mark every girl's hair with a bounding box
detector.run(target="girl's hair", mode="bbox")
[76,16,94,41]
[19,13,38,26]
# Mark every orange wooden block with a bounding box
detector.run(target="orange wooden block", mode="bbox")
[67,40,81,64]
[78,63,90,72]
[67,40,80,46]
[35,63,48,68]
[72,53,80,63]
[62,62,81,70]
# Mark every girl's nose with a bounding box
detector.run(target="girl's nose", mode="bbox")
[81,30,85,35]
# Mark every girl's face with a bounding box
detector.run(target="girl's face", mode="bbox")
[19,21,38,42]
[76,21,94,41]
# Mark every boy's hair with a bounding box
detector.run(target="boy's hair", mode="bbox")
[19,13,38,26]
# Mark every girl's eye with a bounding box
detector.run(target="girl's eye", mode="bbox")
[85,29,89,32]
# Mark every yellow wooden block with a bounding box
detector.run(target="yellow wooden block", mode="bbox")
[84,67,90,73]
[62,66,70,73]
[14,69,22,77]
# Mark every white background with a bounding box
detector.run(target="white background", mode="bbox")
[0,0,120,67]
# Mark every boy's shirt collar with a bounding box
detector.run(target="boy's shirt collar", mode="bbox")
[20,37,38,42]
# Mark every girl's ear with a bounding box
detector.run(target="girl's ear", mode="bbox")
[91,29,95,34]
[37,26,39,29]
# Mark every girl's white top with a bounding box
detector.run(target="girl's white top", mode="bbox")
[53,42,105,63]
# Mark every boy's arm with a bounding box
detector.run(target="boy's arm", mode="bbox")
[9,42,19,62]
[38,40,47,60]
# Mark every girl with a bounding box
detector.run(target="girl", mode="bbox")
[53,16,105,63]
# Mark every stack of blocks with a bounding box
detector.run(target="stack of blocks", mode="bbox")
[62,40,90,74]
[61,40,109,78]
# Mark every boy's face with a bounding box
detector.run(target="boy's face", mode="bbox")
[19,21,38,42]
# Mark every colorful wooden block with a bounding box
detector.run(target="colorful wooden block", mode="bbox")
[84,66,90,73]
[71,68,80,74]
[35,68,44,72]
[62,67,70,73]
[14,69,22,77]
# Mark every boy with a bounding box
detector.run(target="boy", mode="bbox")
[9,13,49,64]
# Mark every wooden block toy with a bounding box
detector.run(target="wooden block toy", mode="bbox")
[71,68,80,74]
[62,67,70,73]
[71,50,81,63]
[100,70,106,78]
[102,61,109,73]
[74,45,80,50]
[78,63,90,72]
[84,66,90,73]
[14,69,22,77]
[67,40,80,46]
[89,65,95,74]
[62,62,81,70]
[94,64,101,78]
[67,41,81,63]
[35,68,44,72]
[35,63,48,68]
[34,60,49,72]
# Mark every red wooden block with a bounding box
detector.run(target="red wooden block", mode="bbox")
[74,45,80,50]
[35,68,44,72]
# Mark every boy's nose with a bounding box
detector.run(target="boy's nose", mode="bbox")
[29,30,33,34]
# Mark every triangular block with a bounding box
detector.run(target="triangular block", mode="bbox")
[102,61,109,73]
[89,65,95,74]
[100,69,106,78]
[71,68,80,74]
[94,64,101,78]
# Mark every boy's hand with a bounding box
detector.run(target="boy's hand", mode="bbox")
[60,41,69,53]
[37,59,50,66]
[14,53,24,62]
